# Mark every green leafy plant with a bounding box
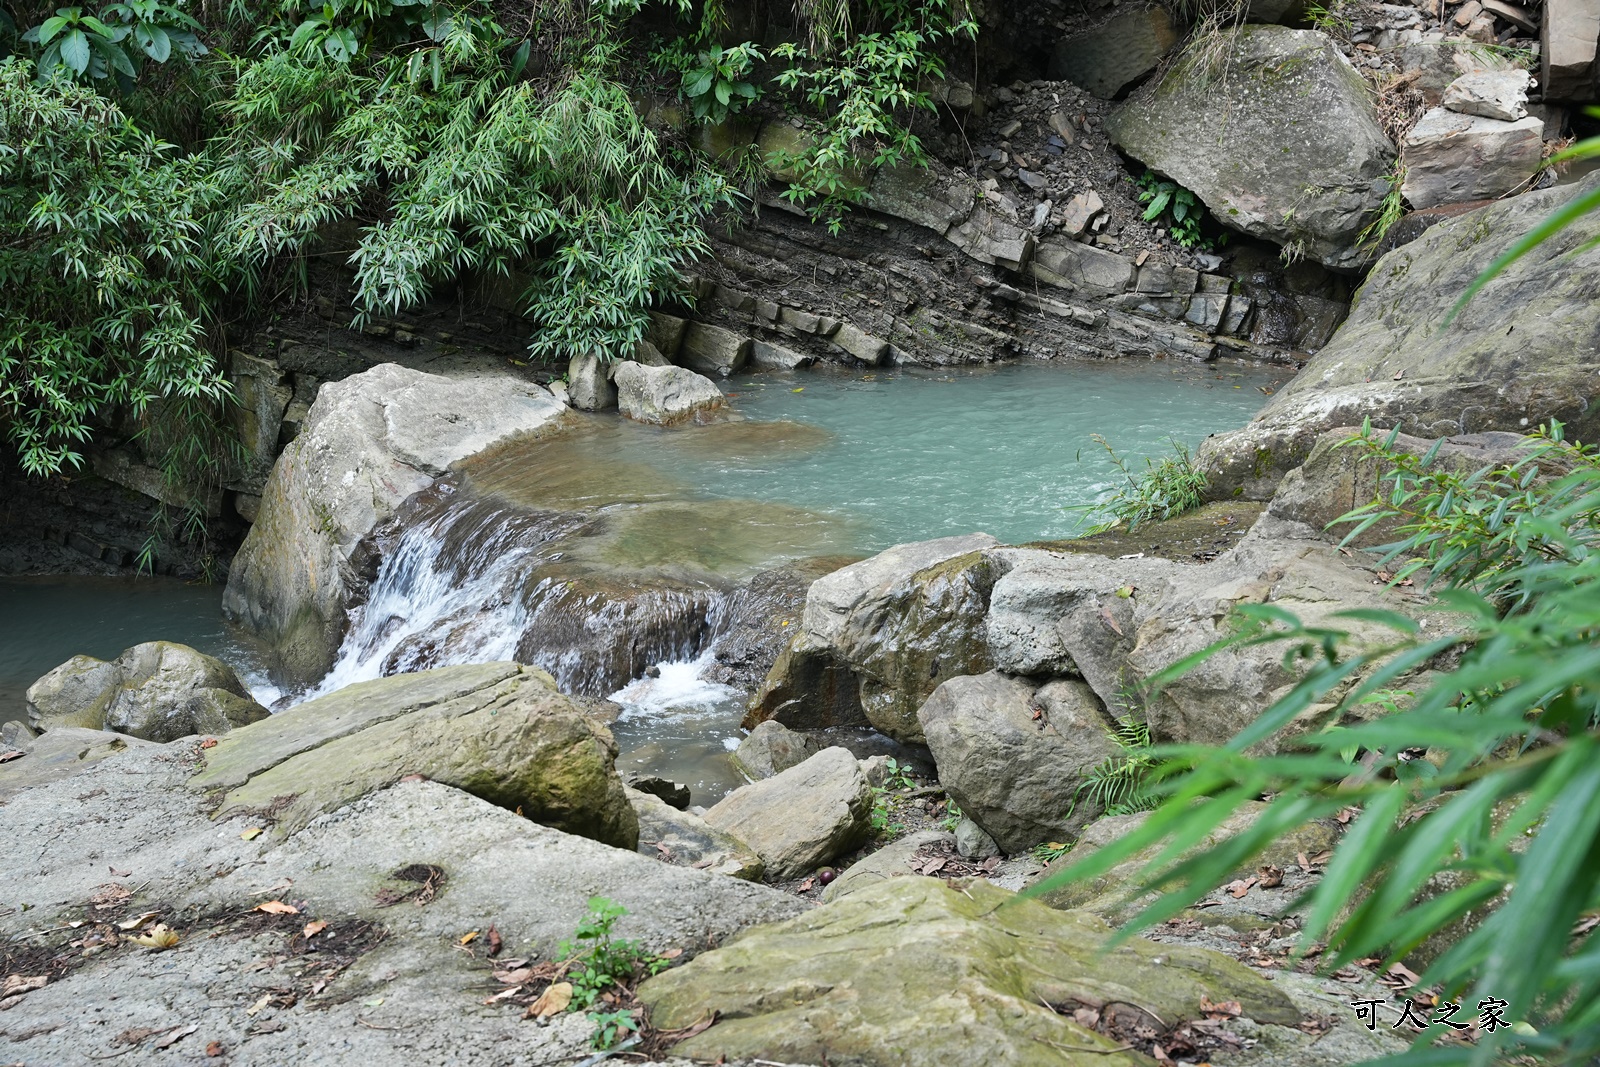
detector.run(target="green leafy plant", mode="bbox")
[586,1008,639,1051]
[939,797,964,833]
[20,1,205,81]
[1073,435,1208,534]
[1356,162,1406,252]
[1075,716,1160,817]
[1032,420,1600,1066]
[679,40,761,123]
[880,755,915,791]
[1136,171,1225,251]
[558,895,667,1012]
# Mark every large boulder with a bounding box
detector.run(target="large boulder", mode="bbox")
[190,662,638,847]
[1198,172,1600,500]
[638,877,1302,1066]
[1048,5,1181,99]
[27,642,267,743]
[222,364,567,685]
[1106,27,1394,271]
[748,534,1000,743]
[1401,108,1543,210]
[613,360,727,426]
[917,673,1118,853]
[701,746,872,879]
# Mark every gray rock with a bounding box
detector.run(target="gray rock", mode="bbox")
[225,350,293,495]
[0,719,34,751]
[751,534,999,743]
[1106,27,1394,270]
[28,642,267,743]
[0,726,156,801]
[632,339,673,366]
[223,364,567,685]
[1542,0,1599,103]
[733,719,821,780]
[190,662,639,847]
[702,746,872,879]
[1442,68,1530,121]
[1198,172,1600,500]
[627,786,764,880]
[613,360,727,426]
[829,321,889,366]
[1401,108,1543,209]
[647,310,689,358]
[566,351,616,411]
[867,164,977,236]
[678,321,750,377]
[1059,190,1105,237]
[625,772,691,809]
[1030,234,1136,295]
[1049,5,1181,99]
[946,206,1036,270]
[822,828,952,901]
[953,817,1003,859]
[917,672,1117,854]
[748,339,812,369]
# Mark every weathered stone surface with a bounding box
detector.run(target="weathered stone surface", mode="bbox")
[702,746,872,879]
[1029,802,1339,923]
[733,719,820,780]
[1049,6,1181,99]
[954,817,1003,860]
[868,164,976,235]
[28,642,267,743]
[625,772,690,809]
[1442,68,1530,121]
[1059,191,1105,237]
[748,339,812,369]
[1198,173,1600,500]
[1031,234,1137,295]
[647,310,689,358]
[223,365,567,685]
[947,206,1035,270]
[628,786,764,880]
[822,828,952,902]
[1401,108,1543,210]
[225,349,293,495]
[829,321,889,366]
[614,361,727,426]
[191,663,638,847]
[752,535,999,742]
[0,727,156,801]
[1542,0,1599,102]
[632,339,673,367]
[566,351,616,411]
[1107,27,1394,270]
[918,673,1117,853]
[678,321,751,377]
[639,877,1301,1066]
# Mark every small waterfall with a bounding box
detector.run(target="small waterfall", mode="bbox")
[305,483,731,702]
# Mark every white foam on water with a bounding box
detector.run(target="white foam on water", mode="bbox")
[609,650,740,720]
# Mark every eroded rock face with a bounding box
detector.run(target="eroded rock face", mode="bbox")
[1106,26,1394,270]
[27,642,267,743]
[222,364,567,686]
[190,662,638,847]
[1198,172,1600,500]
[638,877,1302,1067]
[749,534,1000,743]
[701,746,871,879]
[613,361,727,426]
[918,672,1118,854]
[1049,5,1180,99]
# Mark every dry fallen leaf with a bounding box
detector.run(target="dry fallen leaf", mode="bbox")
[486,925,502,958]
[130,924,181,950]
[1225,877,1258,899]
[116,911,160,931]
[199,738,218,750]
[241,827,264,841]
[253,900,299,916]
[1257,865,1285,889]
[152,1023,197,1049]
[526,982,573,1019]
[246,995,271,1016]
[206,1040,225,1057]
[1200,997,1243,1019]
[661,948,683,960]
[0,749,23,764]
[483,986,522,1004]
[797,877,816,893]
[302,921,328,939]
[458,930,479,946]
[109,866,132,878]
[1,975,47,998]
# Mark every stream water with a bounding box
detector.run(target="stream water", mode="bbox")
[3,360,1287,799]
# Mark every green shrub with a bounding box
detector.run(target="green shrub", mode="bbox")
[1073,435,1208,534]
[1136,171,1225,251]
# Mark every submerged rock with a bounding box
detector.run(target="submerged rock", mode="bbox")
[27,641,268,743]
[918,672,1117,854]
[1106,26,1393,270]
[614,360,727,426]
[638,877,1302,1066]
[1199,172,1600,500]
[191,662,638,847]
[702,746,872,879]
[223,364,567,686]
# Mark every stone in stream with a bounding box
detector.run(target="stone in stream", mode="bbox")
[1105,26,1394,270]
[701,746,872,879]
[27,641,268,743]
[677,320,750,377]
[613,360,727,425]
[1198,171,1600,501]
[190,662,639,848]
[625,772,691,809]
[638,877,1321,1067]
[1401,107,1544,210]
[732,718,820,780]
[917,673,1118,854]
[223,364,568,686]
[747,533,1000,744]
[627,786,765,880]
[565,351,616,411]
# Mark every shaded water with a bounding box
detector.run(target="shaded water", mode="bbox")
[4,360,1286,796]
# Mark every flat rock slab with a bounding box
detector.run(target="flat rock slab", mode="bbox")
[639,877,1301,1066]
[191,663,637,848]
[0,726,156,802]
